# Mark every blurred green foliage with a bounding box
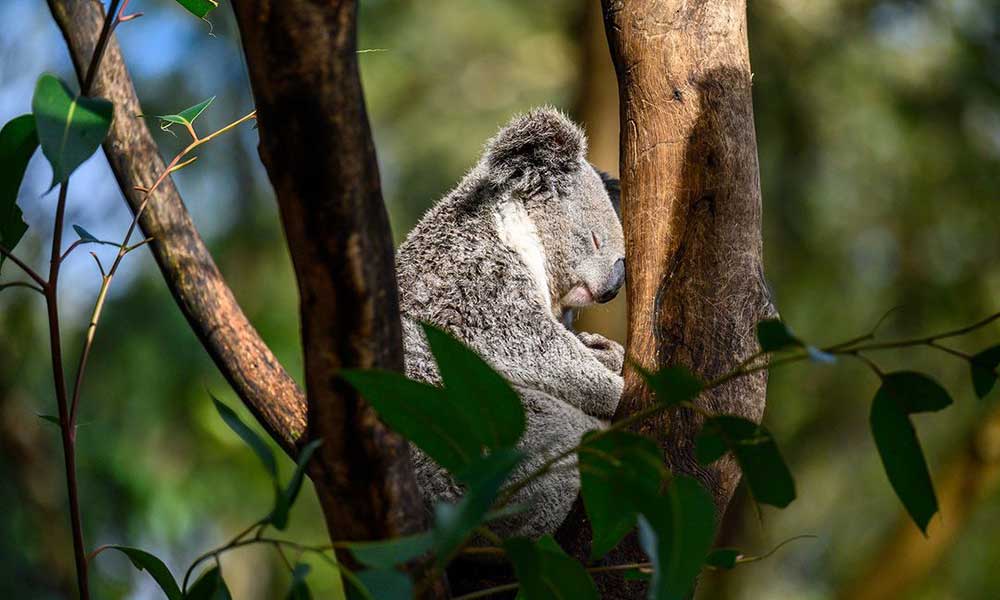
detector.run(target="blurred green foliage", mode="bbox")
[0,0,997,598]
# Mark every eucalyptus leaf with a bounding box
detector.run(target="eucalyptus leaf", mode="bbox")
[345,569,411,600]
[970,345,1000,399]
[696,416,796,508]
[432,449,523,564]
[73,224,98,242]
[37,414,61,427]
[185,566,231,600]
[287,563,312,600]
[271,438,323,530]
[106,546,182,600]
[705,548,741,570]
[341,369,481,474]
[578,430,666,559]
[870,371,952,533]
[636,476,716,600]
[756,318,802,352]
[32,74,112,187]
[0,115,37,266]
[211,394,277,478]
[504,535,599,600]
[174,0,219,19]
[157,96,216,130]
[637,365,703,407]
[347,532,433,570]
[422,323,526,449]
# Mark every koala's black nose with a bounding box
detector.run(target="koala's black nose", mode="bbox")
[597,258,626,304]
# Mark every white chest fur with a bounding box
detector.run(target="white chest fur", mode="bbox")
[496,198,552,315]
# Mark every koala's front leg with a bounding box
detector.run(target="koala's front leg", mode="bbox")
[577,331,624,374]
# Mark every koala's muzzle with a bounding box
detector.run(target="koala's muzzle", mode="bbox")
[596,258,625,304]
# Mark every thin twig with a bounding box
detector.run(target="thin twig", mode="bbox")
[0,244,47,288]
[0,281,44,294]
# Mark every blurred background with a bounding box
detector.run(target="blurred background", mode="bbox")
[1,0,998,598]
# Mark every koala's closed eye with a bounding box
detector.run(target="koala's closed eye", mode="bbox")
[591,231,601,250]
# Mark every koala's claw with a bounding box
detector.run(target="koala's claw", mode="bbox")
[578,332,624,373]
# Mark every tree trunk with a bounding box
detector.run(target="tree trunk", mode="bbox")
[559,2,773,595]
[230,0,430,565]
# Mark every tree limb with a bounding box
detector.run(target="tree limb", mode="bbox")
[46,0,306,456]
[231,0,430,559]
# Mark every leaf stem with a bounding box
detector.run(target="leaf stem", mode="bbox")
[0,244,47,287]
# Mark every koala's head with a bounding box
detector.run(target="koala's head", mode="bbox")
[483,108,625,312]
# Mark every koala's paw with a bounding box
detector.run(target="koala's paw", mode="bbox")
[578,332,624,374]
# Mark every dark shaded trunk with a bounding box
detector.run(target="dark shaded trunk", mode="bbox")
[230,0,432,576]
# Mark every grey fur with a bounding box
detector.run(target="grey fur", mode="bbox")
[397,108,626,538]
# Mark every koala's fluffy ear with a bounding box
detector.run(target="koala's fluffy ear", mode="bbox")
[484,107,587,193]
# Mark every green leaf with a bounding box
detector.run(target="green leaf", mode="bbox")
[157,96,216,130]
[756,318,802,352]
[578,430,666,559]
[271,438,323,530]
[432,449,523,564]
[73,224,97,242]
[37,414,61,427]
[106,546,182,600]
[174,0,219,19]
[347,532,433,570]
[32,74,112,187]
[185,566,231,600]
[705,548,741,570]
[211,394,277,478]
[623,568,652,581]
[504,535,599,600]
[696,416,796,508]
[970,345,1000,399]
[287,563,312,600]
[344,569,412,600]
[0,115,37,267]
[341,369,482,474]
[422,323,526,450]
[636,476,716,600]
[638,365,703,407]
[870,371,952,534]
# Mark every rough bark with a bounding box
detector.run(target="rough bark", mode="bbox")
[839,405,1000,600]
[47,0,307,457]
[558,2,773,596]
[230,0,428,555]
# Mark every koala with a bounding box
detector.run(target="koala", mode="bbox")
[396,108,626,538]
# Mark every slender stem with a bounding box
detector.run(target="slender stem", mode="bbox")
[46,182,90,600]
[587,561,652,575]
[0,244,47,287]
[69,276,110,426]
[81,0,121,95]
[453,582,521,600]
[0,281,44,294]
[926,340,974,361]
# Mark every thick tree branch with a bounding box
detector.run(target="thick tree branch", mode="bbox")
[46,0,307,456]
[231,0,429,554]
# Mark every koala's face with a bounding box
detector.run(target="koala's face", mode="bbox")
[527,162,625,310]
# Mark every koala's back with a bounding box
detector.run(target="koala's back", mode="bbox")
[396,108,623,538]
